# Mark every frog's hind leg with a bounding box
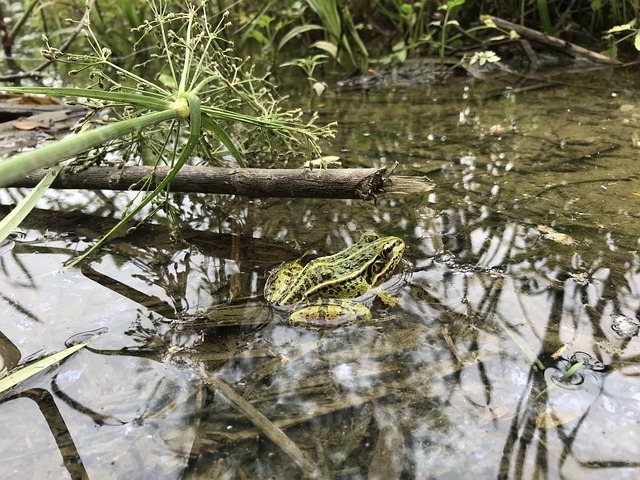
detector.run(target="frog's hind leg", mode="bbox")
[288,299,371,329]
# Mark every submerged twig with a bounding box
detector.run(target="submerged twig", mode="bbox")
[209,353,484,444]
[368,404,405,480]
[199,369,320,478]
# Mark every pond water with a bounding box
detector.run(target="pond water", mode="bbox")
[2,67,640,479]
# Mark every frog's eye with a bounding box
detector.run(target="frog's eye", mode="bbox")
[382,243,394,258]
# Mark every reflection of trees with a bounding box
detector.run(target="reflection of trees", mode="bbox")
[4,77,640,477]
[3,186,640,476]
[418,204,640,478]
[0,389,89,478]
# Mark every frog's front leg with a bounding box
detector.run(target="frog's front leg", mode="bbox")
[376,290,402,308]
[289,299,372,329]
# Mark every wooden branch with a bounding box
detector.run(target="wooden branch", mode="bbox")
[8,165,434,200]
[488,16,621,65]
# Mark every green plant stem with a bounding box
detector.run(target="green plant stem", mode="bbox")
[439,8,452,67]
[65,94,201,268]
[0,86,171,111]
[178,7,194,93]
[0,108,180,188]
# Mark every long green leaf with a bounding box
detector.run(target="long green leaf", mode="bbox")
[343,7,368,63]
[0,86,171,111]
[66,94,202,267]
[116,0,141,29]
[0,336,94,394]
[0,163,64,243]
[310,40,338,58]
[278,24,324,51]
[537,0,552,34]
[305,0,341,41]
[238,0,279,47]
[0,108,179,188]
[201,113,244,167]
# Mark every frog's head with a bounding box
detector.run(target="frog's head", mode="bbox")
[367,236,405,286]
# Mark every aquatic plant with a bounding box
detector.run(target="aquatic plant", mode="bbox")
[0,0,333,265]
[603,19,640,58]
[434,0,466,68]
[302,0,368,74]
[280,54,329,105]
[223,0,640,72]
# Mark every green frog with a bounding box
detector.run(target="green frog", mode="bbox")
[264,233,405,329]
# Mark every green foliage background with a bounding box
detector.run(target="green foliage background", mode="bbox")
[5,0,638,80]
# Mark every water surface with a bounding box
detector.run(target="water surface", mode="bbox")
[1,68,640,479]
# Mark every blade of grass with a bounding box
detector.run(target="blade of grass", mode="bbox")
[537,0,552,34]
[342,7,368,64]
[277,24,324,51]
[238,0,280,47]
[305,0,341,41]
[0,336,95,394]
[201,113,244,167]
[496,316,545,370]
[535,361,584,400]
[115,0,141,29]
[0,162,64,243]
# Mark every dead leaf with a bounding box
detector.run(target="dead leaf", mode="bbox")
[8,94,62,106]
[536,409,580,429]
[11,118,48,130]
[551,344,568,359]
[479,405,510,425]
[10,110,69,131]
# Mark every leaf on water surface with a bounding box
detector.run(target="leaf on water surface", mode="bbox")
[551,344,568,359]
[0,336,95,394]
[561,361,584,382]
[478,405,510,425]
[536,408,580,429]
[0,162,64,244]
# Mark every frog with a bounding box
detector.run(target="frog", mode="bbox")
[264,232,405,329]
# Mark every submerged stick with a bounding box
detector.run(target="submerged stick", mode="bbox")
[9,165,434,200]
[200,370,320,478]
